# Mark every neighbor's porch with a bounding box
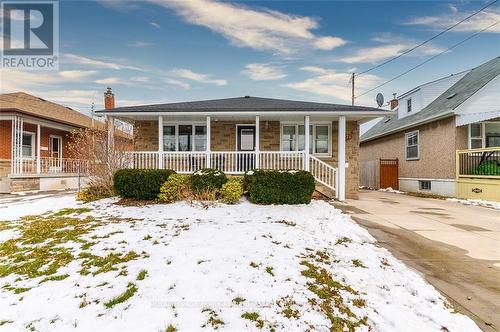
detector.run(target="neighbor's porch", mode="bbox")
[108,114,360,200]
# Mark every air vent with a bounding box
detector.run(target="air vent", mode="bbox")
[446,92,457,99]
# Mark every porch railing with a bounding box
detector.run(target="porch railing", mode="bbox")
[124,151,338,196]
[456,147,500,179]
[11,157,90,176]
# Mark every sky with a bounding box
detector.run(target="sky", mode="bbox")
[1,0,499,117]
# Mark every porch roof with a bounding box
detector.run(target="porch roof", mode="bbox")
[96,96,391,118]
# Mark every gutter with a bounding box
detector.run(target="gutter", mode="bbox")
[360,111,455,143]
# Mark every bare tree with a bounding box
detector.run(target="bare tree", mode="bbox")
[68,125,133,193]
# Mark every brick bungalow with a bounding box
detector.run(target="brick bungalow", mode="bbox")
[97,90,390,200]
[0,92,96,193]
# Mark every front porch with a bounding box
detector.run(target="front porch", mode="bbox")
[111,114,355,200]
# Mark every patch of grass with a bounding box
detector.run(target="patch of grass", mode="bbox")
[164,324,177,332]
[352,298,366,308]
[335,237,352,246]
[104,282,138,309]
[197,259,209,264]
[300,259,367,331]
[232,297,246,305]
[39,274,69,284]
[249,261,260,268]
[352,259,366,268]
[0,320,13,326]
[143,234,152,240]
[79,251,139,276]
[201,308,225,329]
[241,312,264,329]
[13,287,31,294]
[50,208,92,217]
[136,269,148,281]
[274,220,296,227]
[277,296,300,319]
[265,266,275,277]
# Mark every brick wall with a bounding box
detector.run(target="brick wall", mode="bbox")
[134,120,158,151]
[0,120,11,159]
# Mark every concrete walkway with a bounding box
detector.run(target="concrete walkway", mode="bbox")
[334,190,500,331]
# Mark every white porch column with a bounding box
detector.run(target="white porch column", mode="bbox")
[206,116,211,168]
[36,124,41,173]
[255,115,260,169]
[158,116,164,169]
[304,115,310,171]
[338,115,346,201]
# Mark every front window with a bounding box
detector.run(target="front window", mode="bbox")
[163,124,207,152]
[281,124,330,156]
[22,133,34,158]
[282,125,296,151]
[468,122,500,148]
[405,131,419,160]
[407,98,412,113]
[163,125,176,151]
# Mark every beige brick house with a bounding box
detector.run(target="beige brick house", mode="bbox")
[360,57,500,199]
[98,90,389,200]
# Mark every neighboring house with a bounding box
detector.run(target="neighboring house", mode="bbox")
[360,57,500,199]
[97,90,390,200]
[0,92,94,193]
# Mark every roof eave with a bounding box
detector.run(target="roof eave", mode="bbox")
[360,111,455,143]
[96,109,392,117]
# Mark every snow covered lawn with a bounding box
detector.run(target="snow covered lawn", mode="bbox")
[0,195,479,331]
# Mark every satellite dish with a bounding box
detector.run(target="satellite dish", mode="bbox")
[376,93,384,107]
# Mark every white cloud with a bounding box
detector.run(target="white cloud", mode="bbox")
[405,7,500,33]
[95,77,125,85]
[150,22,161,29]
[170,68,227,86]
[59,70,96,80]
[285,66,381,103]
[130,76,151,83]
[126,41,154,48]
[242,63,287,81]
[62,53,146,71]
[164,78,191,90]
[150,0,346,54]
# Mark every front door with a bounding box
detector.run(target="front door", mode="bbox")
[237,125,255,172]
[49,136,62,171]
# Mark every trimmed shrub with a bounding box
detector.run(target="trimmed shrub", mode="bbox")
[221,177,244,204]
[244,169,315,205]
[190,168,227,194]
[114,169,176,200]
[158,174,191,203]
[76,186,114,202]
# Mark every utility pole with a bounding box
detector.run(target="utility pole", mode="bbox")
[351,72,355,106]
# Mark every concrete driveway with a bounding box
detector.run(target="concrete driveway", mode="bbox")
[334,190,500,331]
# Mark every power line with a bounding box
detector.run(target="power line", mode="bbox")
[355,19,500,99]
[356,0,498,77]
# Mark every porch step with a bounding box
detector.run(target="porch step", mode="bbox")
[315,182,335,199]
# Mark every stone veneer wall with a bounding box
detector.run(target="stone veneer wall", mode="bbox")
[133,120,359,199]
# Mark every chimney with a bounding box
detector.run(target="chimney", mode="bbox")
[104,87,115,110]
[389,93,398,110]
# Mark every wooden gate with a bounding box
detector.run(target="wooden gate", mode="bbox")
[380,159,399,190]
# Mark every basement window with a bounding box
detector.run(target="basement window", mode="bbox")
[419,180,431,191]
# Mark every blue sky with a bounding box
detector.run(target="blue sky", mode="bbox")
[1,0,499,115]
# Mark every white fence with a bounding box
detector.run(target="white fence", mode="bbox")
[309,155,337,191]
[11,158,89,175]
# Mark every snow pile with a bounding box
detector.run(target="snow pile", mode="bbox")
[0,196,479,331]
[378,187,405,194]
[0,194,81,221]
[447,198,500,210]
